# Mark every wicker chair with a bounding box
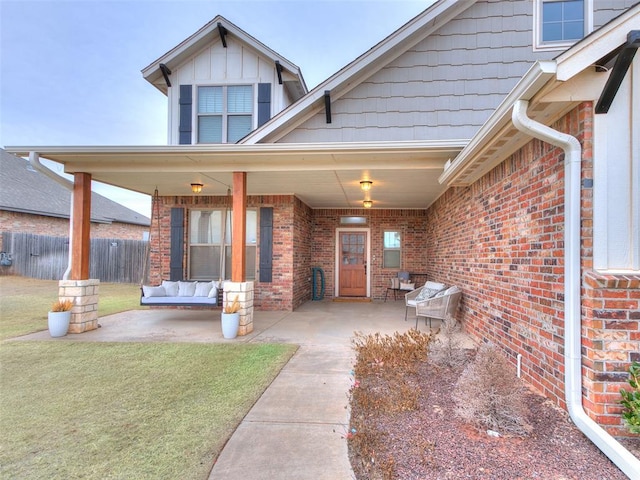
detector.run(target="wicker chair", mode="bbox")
[404,281,445,320]
[414,286,462,329]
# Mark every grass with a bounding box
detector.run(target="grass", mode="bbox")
[0,341,298,479]
[0,276,145,340]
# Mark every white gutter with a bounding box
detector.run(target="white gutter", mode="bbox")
[512,100,640,480]
[28,152,74,281]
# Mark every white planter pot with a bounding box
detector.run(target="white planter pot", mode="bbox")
[48,311,71,337]
[221,312,240,339]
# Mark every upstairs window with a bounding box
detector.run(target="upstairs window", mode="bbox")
[534,0,591,50]
[197,85,253,144]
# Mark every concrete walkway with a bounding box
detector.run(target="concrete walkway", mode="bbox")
[16,299,475,479]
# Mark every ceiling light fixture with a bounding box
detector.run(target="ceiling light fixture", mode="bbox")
[191,183,203,194]
[363,200,373,208]
[360,180,373,192]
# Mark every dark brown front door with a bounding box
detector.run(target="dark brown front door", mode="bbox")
[339,232,367,297]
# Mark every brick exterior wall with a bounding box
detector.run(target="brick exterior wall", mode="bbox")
[312,209,430,300]
[146,106,639,435]
[424,102,639,436]
[149,194,305,311]
[0,210,148,251]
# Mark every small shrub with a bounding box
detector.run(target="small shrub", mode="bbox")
[430,315,468,368]
[351,329,434,378]
[348,329,435,479]
[50,299,73,312]
[453,344,532,436]
[620,361,640,434]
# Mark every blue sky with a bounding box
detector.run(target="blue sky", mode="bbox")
[1,0,432,215]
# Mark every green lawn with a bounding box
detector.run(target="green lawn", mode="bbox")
[0,276,298,479]
[0,276,145,340]
[0,341,297,479]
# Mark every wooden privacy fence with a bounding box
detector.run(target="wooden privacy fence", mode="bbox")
[1,232,148,283]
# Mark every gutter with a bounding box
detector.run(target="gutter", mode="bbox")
[28,152,74,280]
[512,100,640,480]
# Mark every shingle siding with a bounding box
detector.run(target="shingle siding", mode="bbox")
[278,0,636,145]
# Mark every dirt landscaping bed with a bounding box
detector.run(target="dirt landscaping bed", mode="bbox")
[348,339,640,479]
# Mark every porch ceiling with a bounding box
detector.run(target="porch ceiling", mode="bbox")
[7,141,466,209]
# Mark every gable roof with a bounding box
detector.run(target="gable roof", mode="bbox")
[141,15,307,100]
[0,149,150,226]
[240,0,475,144]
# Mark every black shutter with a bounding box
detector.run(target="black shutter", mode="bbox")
[259,207,273,282]
[170,208,184,280]
[257,83,271,127]
[179,85,192,145]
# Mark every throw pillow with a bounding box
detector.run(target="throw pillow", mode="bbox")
[142,285,166,298]
[400,282,415,291]
[208,285,218,299]
[424,281,446,291]
[194,281,213,297]
[415,286,443,302]
[178,281,197,297]
[161,280,179,297]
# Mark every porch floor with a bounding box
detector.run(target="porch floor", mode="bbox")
[16,299,475,479]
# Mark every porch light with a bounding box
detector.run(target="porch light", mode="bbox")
[363,200,372,208]
[360,180,373,192]
[191,183,203,194]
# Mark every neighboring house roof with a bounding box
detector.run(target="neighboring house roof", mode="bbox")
[141,15,307,100]
[440,4,640,187]
[0,149,150,226]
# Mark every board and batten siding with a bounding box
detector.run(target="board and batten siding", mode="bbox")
[278,0,636,144]
[167,35,290,145]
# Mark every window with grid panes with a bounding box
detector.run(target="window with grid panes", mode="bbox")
[197,85,253,143]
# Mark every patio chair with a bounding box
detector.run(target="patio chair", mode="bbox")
[414,286,462,329]
[404,281,446,321]
[385,271,412,301]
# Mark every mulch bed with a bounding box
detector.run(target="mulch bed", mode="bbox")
[349,351,640,479]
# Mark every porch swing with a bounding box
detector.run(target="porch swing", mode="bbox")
[138,187,221,307]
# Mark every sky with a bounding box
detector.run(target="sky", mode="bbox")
[0,0,433,217]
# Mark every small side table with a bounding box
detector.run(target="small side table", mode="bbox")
[384,287,403,302]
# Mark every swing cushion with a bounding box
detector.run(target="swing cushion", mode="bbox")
[142,285,166,297]
[141,281,219,307]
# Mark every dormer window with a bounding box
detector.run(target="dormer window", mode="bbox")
[197,85,253,143]
[534,0,592,51]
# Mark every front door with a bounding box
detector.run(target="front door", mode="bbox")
[338,231,367,297]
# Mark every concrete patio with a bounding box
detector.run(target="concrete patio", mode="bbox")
[18,298,475,479]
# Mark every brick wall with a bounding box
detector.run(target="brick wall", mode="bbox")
[0,210,148,251]
[424,102,639,436]
[149,194,300,311]
[312,208,429,300]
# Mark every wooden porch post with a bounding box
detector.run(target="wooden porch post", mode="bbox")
[231,172,246,282]
[71,172,91,280]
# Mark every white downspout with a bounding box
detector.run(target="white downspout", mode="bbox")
[28,152,74,280]
[512,100,640,480]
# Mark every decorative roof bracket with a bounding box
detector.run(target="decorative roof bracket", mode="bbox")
[324,90,331,124]
[159,63,172,87]
[595,30,639,114]
[217,22,228,48]
[275,61,283,85]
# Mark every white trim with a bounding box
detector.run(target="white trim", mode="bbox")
[532,0,593,52]
[335,227,371,298]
